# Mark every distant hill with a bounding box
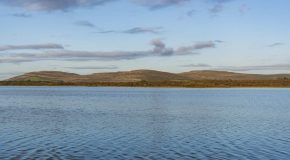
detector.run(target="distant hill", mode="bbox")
[6,70,290,83]
[8,71,82,82]
[179,70,290,80]
[84,70,190,82]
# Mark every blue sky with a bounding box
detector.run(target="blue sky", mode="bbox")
[0,0,290,79]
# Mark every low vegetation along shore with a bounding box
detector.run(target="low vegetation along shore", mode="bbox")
[1,80,290,88]
[1,70,290,88]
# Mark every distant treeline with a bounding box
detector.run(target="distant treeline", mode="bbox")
[1,80,290,88]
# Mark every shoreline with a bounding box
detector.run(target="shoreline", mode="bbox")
[1,80,290,89]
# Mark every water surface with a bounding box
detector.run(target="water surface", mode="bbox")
[1,87,290,159]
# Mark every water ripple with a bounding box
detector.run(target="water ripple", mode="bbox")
[1,87,290,159]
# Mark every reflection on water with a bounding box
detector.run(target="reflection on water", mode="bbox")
[1,87,290,159]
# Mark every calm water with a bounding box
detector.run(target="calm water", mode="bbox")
[0,87,290,160]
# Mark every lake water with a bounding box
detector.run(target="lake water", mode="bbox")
[0,87,290,160]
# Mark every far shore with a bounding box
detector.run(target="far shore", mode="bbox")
[1,80,290,88]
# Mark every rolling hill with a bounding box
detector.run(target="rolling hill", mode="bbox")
[5,70,290,83]
[178,70,290,80]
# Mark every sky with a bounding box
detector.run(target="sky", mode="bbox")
[0,0,290,79]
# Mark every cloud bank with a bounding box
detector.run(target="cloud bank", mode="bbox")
[75,20,96,28]
[66,66,118,70]
[181,63,212,67]
[176,41,215,54]
[11,13,32,18]
[96,27,163,34]
[218,64,290,72]
[0,44,64,51]
[267,43,284,47]
[1,0,236,13]
[133,0,190,9]
[0,0,116,11]
[0,40,216,63]
[182,63,290,71]
[209,0,233,14]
